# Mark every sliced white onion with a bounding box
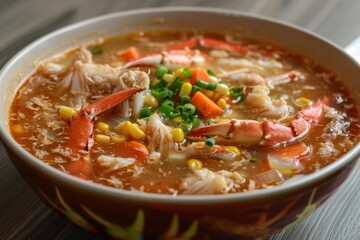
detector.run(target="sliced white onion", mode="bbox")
[268,154,301,173]
[253,169,283,185]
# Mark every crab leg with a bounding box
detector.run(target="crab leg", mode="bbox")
[187,98,328,147]
[122,37,275,70]
[66,87,144,154]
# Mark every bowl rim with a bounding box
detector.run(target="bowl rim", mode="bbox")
[1,6,360,205]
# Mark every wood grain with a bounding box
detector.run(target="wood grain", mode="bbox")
[1,0,360,239]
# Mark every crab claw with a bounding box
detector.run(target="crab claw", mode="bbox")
[122,50,194,71]
[186,120,263,145]
[187,98,328,148]
[66,87,144,154]
[122,54,163,69]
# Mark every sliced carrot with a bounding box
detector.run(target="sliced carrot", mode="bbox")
[270,143,310,159]
[117,47,139,62]
[189,68,210,84]
[120,141,149,161]
[191,91,223,118]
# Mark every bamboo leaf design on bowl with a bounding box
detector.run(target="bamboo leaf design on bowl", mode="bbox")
[82,206,144,240]
[38,187,199,239]
[38,187,96,232]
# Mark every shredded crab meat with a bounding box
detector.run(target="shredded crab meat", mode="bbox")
[317,140,339,157]
[218,69,291,119]
[113,70,150,119]
[179,168,245,195]
[145,114,174,157]
[186,142,237,161]
[245,85,290,119]
[322,105,350,138]
[97,155,136,171]
[99,176,124,188]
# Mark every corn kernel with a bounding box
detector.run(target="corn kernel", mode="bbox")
[143,95,159,108]
[171,116,183,124]
[115,121,132,138]
[95,134,111,143]
[216,118,230,123]
[162,73,174,84]
[151,78,161,88]
[187,159,203,170]
[217,98,227,109]
[179,82,192,97]
[212,92,221,101]
[215,83,230,96]
[129,123,146,140]
[59,106,77,121]
[202,89,215,98]
[96,121,110,131]
[294,97,312,107]
[110,135,126,143]
[174,68,186,80]
[12,124,24,134]
[225,146,241,155]
[170,128,185,143]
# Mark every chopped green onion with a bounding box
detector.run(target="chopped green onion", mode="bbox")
[169,112,181,119]
[231,95,245,104]
[163,100,175,107]
[166,89,174,98]
[230,87,245,103]
[176,105,184,113]
[155,66,168,78]
[152,88,168,99]
[140,108,153,118]
[192,85,201,93]
[183,67,192,78]
[208,119,217,125]
[181,95,191,105]
[249,157,257,163]
[195,80,209,89]
[180,122,192,131]
[153,79,168,89]
[205,138,216,146]
[89,45,104,55]
[169,77,184,92]
[183,103,196,115]
[182,112,190,121]
[157,104,176,118]
[230,87,244,98]
[192,117,201,128]
[206,83,217,90]
[207,69,216,77]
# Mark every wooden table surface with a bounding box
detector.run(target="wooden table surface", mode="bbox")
[1,0,360,239]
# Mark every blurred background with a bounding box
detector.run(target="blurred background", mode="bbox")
[1,0,360,239]
[2,0,360,67]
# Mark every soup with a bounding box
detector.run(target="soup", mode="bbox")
[9,30,360,195]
